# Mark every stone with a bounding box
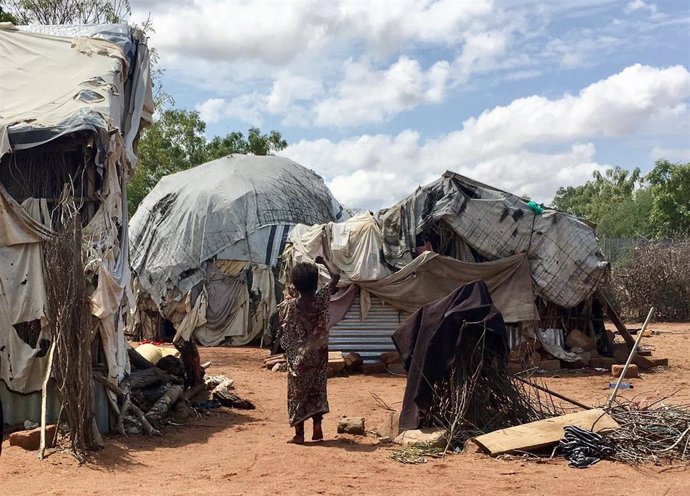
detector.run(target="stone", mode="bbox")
[565,329,596,352]
[362,362,386,375]
[385,363,407,376]
[590,357,616,369]
[343,352,363,373]
[393,428,447,448]
[9,425,57,451]
[539,359,561,371]
[612,346,664,369]
[337,416,366,435]
[612,364,639,378]
[328,352,346,375]
[375,411,400,441]
[380,351,401,364]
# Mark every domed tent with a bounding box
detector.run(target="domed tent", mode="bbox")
[129,154,346,346]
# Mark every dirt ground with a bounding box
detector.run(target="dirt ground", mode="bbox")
[2,323,690,496]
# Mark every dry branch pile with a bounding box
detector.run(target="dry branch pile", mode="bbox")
[423,327,561,447]
[608,238,690,321]
[43,210,100,461]
[606,400,690,464]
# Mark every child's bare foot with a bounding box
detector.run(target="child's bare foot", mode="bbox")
[288,423,305,444]
[312,423,323,441]
[287,433,305,444]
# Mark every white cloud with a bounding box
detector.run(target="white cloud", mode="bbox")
[266,75,323,114]
[196,97,225,123]
[314,57,450,127]
[650,146,690,162]
[196,94,264,126]
[136,0,498,67]
[454,30,509,81]
[135,0,528,126]
[625,1,657,14]
[545,34,623,69]
[282,64,690,209]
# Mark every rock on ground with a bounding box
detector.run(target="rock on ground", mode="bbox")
[337,416,365,435]
[9,425,57,451]
[393,428,447,448]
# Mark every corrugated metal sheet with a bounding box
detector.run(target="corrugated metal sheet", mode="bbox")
[508,326,565,350]
[329,294,407,363]
[1,379,110,432]
[0,380,61,426]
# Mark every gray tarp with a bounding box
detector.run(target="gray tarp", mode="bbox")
[357,252,538,324]
[129,154,346,344]
[379,172,608,308]
[285,215,538,324]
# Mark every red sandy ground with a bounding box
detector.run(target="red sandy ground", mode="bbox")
[2,323,689,496]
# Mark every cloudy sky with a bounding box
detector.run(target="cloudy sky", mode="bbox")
[131,0,690,210]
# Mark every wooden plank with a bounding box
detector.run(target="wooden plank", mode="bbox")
[602,297,636,348]
[472,408,619,456]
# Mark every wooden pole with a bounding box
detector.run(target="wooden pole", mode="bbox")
[39,340,57,460]
[606,307,655,410]
[599,293,636,348]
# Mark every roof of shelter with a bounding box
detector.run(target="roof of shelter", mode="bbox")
[0,22,153,158]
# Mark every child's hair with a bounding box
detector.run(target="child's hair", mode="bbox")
[291,262,319,294]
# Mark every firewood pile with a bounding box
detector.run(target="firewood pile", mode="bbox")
[97,345,254,436]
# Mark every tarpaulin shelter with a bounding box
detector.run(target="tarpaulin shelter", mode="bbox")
[0,22,153,425]
[282,171,609,363]
[128,154,346,347]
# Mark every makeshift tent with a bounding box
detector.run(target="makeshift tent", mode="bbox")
[129,154,346,347]
[0,22,153,426]
[282,171,609,363]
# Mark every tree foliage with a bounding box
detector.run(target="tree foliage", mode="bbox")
[3,0,130,24]
[647,160,690,237]
[206,128,288,160]
[552,161,690,239]
[128,110,208,215]
[129,110,288,216]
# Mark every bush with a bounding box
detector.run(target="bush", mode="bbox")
[607,238,690,322]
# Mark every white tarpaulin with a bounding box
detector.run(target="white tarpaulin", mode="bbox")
[130,154,346,346]
[0,187,53,392]
[0,23,151,393]
[0,23,153,163]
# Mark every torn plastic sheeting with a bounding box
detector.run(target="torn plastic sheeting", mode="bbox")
[1,25,152,159]
[356,252,539,324]
[18,23,136,62]
[129,155,345,310]
[0,184,54,247]
[384,172,608,309]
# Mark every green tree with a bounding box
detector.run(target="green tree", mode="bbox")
[647,159,690,237]
[206,127,287,160]
[129,109,209,215]
[4,0,130,24]
[130,112,289,215]
[0,4,20,22]
[552,166,653,237]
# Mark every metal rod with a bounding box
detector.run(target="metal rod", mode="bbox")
[513,375,593,410]
[606,307,655,410]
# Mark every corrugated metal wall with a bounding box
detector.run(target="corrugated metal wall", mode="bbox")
[1,379,110,432]
[329,294,407,363]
